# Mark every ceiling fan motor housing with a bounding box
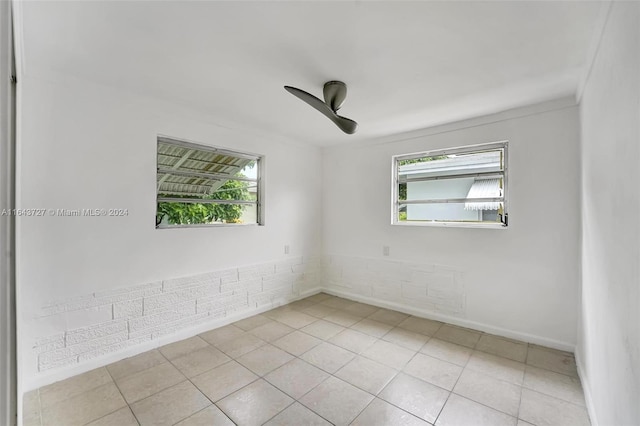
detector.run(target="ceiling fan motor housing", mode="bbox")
[323,81,347,112]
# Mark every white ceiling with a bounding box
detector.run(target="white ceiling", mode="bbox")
[19,1,603,146]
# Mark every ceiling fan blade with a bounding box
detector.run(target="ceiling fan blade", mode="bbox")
[285,86,335,117]
[284,86,358,134]
[333,115,358,134]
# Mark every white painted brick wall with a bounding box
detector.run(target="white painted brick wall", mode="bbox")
[65,304,114,331]
[33,257,317,373]
[33,335,65,355]
[65,321,127,346]
[325,255,466,317]
[238,263,275,281]
[221,278,262,295]
[113,299,143,319]
[34,254,462,376]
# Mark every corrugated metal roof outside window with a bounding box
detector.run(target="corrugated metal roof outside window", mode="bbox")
[464,178,502,211]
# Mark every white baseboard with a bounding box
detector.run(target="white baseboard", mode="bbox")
[23,287,323,392]
[575,348,598,426]
[323,288,576,353]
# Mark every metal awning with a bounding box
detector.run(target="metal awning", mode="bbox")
[157,139,256,198]
[464,178,503,210]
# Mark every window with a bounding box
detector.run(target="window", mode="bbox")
[392,141,508,227]
[156,136,263,227]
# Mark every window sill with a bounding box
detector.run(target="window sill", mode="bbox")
[156,223,262,229]
[391,221,507,229]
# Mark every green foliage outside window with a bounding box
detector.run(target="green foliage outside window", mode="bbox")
[156,163,256,226]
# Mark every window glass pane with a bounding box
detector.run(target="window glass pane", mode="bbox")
[157,202,257,226]
[394,142,507,227]
[398,202,504,223]
[399,150,502,180]
[402,176,479,201]
[156,137,261,227]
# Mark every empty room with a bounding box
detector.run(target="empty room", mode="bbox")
[0,1,638,425]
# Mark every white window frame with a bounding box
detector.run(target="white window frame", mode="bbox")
[391,141,508,228]
[156,136,264,228]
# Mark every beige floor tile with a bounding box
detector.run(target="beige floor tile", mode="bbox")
[199,324,245,346]
[22,390,41,426]
[434,324,482,348]
[86,407,138,426]
[264,402,331,426]
[273,330,321,356]
[191,360,258,402]
[476,334,528,362]
[300,376,374,426]
[106,350,166,381]
[320,297,356,309]
[420,338,473,366]
[361,339,416,370]
[523,365,585,405]
[116,361,185,403]
[519,388,590,426]
[367,308,409,326]
[233,314,273,331]
[170,345,231,378]
[249,321,295,342]
[343,302,380,318]
[130,381,210,426]
[215,332,266,358]
[403,353,462,391]
[175,405,234,426]
[288,299,318,311]
[351,318,394,338]
[435,394,517,426]
[382,327,430,351]
[335,356,398,395]
[39,367,112,408]
[159,336,210,360]
[217,379,294,426]
[301,304,339,319]
[41,383,126,426]
[271,310,318,329]
[300,342,356,373]
[264,306,294,318]
[453,369,521,416]
[526,345,578,377]
[466,351,525,385]
[23,413,41,426]
[301,319,346,340]
[266,358,330,399]
[397,316,443,336]
[351,398,431,426]
[324,311,362,327]
[236,344,294,376]
[378,373,449,424]
[329,329,378,354]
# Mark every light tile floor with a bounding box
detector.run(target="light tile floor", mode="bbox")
[24,293,591,426]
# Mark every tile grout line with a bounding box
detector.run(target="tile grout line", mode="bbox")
[516,346,527,424]
[102,365,141,426]
[36,388,43,426]
[433,328,484,425]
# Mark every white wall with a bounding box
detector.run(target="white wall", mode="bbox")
[16,74,323,391]
[578,2,640,425]
[323,102,581,348]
